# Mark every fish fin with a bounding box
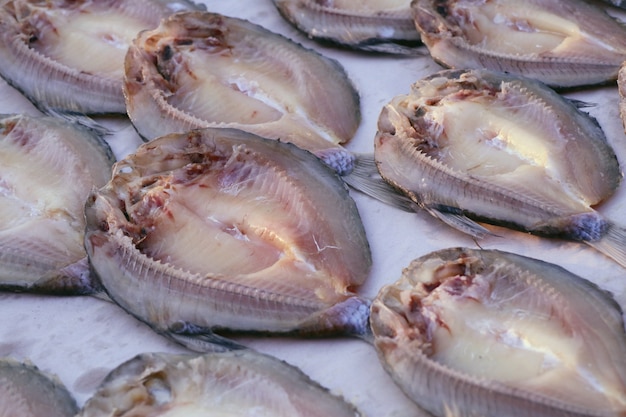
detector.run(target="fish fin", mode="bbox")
[45,108,112,137]
[586,222,626,269]
[42,108,117,164]
[166,322,248,352]
[341,152,415,212]
[52,256,105,295]
[0,257,106,296]
[355,41,427,56]
[296,296,372,339]
[425,204,496,239]
[566,98,596,109]
[89,290,113,303]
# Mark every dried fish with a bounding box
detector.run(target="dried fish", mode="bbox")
[78,350,362,416]
[0,114,114,294]
[272,0,422,54]
[370,247,626,417]
[375,68,626,267]
[412,0,626,87]
[84,127,372,351]
[0,358,78,417]
[0,0,201,114]
[123,11,360,155]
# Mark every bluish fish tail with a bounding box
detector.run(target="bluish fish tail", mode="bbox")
[586,222,626,269]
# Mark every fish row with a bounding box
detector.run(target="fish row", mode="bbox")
[2,106,626,416]
[275,0,626,87]
[0,349,362,416]
[6,0,626,267]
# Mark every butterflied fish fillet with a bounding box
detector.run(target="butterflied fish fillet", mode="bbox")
[370,247,626,417]
[0,0,202,114]
[273,0,422,54]
[123,11,360,155]
[375,68,626,267]
[84,127,372,351]
[78,350,362,417]
[412,0,626,87]
[0,114,114,294]
[0,358,78,417]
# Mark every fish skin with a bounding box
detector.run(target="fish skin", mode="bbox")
[411,0,626,87]
[370,247,626,417]
[85,128,372,351]
[374,68,626,267]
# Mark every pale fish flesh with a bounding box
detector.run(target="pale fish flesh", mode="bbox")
[0,114,114,294]
[0,357,78,417]
[370,247,626,417]
[0,0,202,114]
[272,0,422,54]
[77,350,362,417]
[84,127,372,351]
[411,0,626,87]
[374,68,626,267]
[123,11,360,155]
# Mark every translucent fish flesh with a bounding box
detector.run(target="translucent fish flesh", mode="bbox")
[123,11,360,154]
[0,114,114,294]
[0,357,78,417]
[0,0,201,114]
[78,350,362,417]
[411,0,626,87]
[84,127,372,351]
[375,68,626,267]
[370,247,626,417]
[273,0,422,54]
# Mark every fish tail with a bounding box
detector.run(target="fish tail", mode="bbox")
[43,107,113,137]
[167,321,249,352]
[586,222,626,269]
[341,152,415,211]
[297,296,372,339]
[0,256,105,296]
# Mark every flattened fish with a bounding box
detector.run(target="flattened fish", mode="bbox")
[0,0,201,114]
[375,69,626,267]
[0,358,78,417]
[0,114,114,294]
[412,0,626,87]
[84,127,372,351]
[273,0,422,54]
[370,247,626,417]
[78,350,362,416]
[124,11,360,154]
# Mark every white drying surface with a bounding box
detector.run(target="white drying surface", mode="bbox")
[1,2,626,416]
